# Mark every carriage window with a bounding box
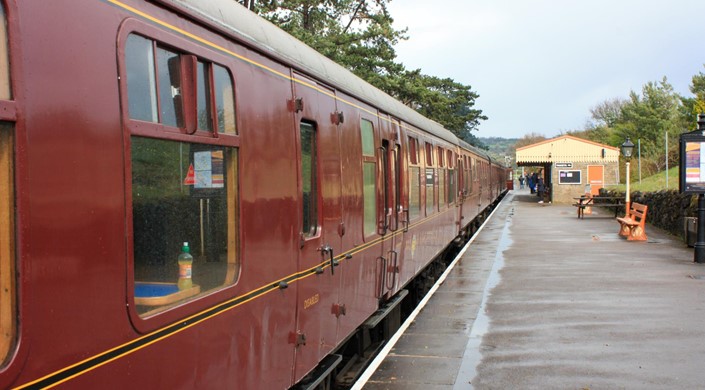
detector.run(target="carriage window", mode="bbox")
[126,34,158,122]
[439,168,446,208]
[425,168,435,216]
[408,137,421,220]
[197,61,213,131]
[126,34,236,134]
[131,137,239,316]
[156,47,182,127]
[361,119,376,236]
[408,136,418,165]
[214,65,236,134]
[448,168,456,204]
[300,122,318,237]
[409,166,420,220]
[0,5,10,100]
[425,142,433,166]
[0,122,15,363]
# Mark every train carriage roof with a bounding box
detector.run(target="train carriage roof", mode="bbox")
[166,0,459,145]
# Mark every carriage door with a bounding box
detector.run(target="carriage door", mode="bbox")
[292,73,343,379]
[376,115,402,299]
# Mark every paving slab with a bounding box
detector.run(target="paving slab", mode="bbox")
[363,189,705,390]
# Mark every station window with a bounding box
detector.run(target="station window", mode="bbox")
[124,32,239,317]
[300,122,318,237]
[126,34,236,134]
[361,119,376,236]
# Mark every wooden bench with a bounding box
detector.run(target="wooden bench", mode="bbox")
[616,202,648,241]
[573,196,623,219]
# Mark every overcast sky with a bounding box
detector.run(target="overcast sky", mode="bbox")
[387,0,705,139]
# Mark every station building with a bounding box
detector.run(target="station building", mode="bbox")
[516,135,620,204]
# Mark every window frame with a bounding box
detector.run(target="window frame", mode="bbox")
[360,118,377,238]
[118,20,241,331]
[120,20,239,148]
[299,120,319,239]
[407,136,421,221]
[423,141,436,216]
[0,0,17,368]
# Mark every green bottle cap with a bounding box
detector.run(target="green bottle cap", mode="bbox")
[182,242,190,253]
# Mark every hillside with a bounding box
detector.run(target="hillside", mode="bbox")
[479,137,519,162]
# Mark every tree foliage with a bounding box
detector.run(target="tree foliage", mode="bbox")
[568,76,695,177]
[235,0,486,146]
[393,69,487,142]
[513,132,547,149]
[688,65,705,117]
[589,97,626,128]
[612,77,685,171]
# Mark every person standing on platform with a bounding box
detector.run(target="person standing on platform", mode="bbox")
[537,175,545,203]
[531,171,538,194]
[518,174,525,189]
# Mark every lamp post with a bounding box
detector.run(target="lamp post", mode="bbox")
[621,137,635,216]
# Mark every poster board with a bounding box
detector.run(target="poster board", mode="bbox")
[558,170,581,184]
[680,133,705,193]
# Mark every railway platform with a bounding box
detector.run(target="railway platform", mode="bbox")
[359,188,705,389]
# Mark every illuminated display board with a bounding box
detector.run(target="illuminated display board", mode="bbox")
[680,132,705,194]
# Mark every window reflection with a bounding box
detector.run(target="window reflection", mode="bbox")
[131,137,239,315]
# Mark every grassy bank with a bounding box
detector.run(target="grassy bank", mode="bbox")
[603,166,679,192]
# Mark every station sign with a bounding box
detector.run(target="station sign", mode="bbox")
[555,162,573,168]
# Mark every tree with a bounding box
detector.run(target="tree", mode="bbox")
[690,65,705,114]
[236,0,487,147]
[513,132,546,149]
[393,69,486,142]
[240,0,256,10]
[589,98,626,128]
[247,0,407,87]
[614,77,686,172]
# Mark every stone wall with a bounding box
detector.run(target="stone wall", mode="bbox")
[599,188,695,240]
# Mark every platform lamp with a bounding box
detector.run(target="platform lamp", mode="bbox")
[621,137,635,215]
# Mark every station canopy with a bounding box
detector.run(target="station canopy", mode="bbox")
[515,135,619,166]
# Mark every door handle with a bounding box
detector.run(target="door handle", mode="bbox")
[319,244,337,275]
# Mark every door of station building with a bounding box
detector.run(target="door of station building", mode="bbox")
[587,165,604,196]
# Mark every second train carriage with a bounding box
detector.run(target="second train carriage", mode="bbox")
[0,0,508,388]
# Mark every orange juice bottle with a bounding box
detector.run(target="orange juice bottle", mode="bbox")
[177,242,193,290]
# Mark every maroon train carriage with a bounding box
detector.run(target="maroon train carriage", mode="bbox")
[0,0,508,388]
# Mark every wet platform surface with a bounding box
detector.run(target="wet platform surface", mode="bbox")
[362,189,705,389]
